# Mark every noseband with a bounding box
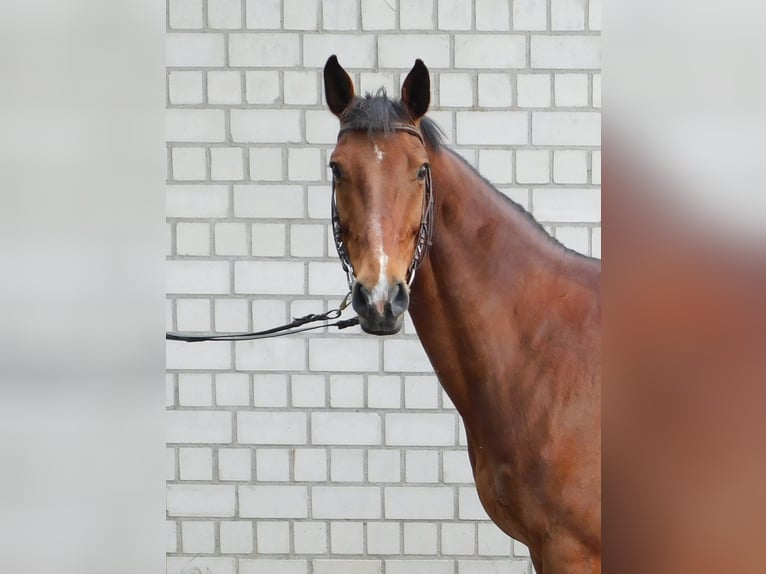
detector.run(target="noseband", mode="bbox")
[331,123,435,289]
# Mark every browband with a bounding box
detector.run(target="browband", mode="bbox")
[337,122,425,145]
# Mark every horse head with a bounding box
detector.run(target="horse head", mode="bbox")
[324,55,433,335]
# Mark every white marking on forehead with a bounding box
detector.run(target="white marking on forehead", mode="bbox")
[373,143,385,163]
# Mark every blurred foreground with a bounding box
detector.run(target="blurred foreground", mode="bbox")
[604,1,766,572]
[0,1,165,573]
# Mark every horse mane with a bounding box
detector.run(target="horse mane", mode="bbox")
[444,147,597,262]
[340,89,593,261]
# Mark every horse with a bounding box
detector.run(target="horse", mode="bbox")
[323,55,601,574]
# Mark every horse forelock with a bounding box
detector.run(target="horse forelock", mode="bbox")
[339,89,444,150]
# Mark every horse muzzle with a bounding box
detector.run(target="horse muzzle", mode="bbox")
[351,280,409,335]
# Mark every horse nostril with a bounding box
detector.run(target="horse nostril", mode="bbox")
[387,282,410,318]
[352,282,373,316]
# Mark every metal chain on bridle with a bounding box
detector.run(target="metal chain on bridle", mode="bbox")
[166,123,434,343]
[331,122,435,290]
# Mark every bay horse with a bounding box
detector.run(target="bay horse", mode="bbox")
[324,56,601,573]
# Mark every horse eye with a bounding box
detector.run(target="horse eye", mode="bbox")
[417,165,429,181]
[329,163,343,181]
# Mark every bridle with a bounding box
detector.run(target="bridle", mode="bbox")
[331,122,435,289]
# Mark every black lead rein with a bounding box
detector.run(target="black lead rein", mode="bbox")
[166,294,359,342]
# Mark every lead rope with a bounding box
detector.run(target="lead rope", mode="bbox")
[166,292,358,342]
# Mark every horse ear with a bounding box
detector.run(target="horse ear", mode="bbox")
[324,55,355,118]
[401,59,431,120]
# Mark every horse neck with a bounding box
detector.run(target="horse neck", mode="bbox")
[408,147,593,415]
[412,146,567,304]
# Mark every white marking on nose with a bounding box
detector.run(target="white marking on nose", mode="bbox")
[370,248,389,313]
[369,217,383,246]
[373,143,385,163]
[368,217,389,311]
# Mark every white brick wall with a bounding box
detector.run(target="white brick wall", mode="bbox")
[313,486,382,518]
[454,35,526,68]
[167,1,600,571]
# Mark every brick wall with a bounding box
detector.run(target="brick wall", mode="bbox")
[166,0,600,572]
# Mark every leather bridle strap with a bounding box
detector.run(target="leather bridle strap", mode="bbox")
[331,123,435,289]
[336,122,426,146]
